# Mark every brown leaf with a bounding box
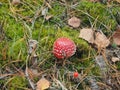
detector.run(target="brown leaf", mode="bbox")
[79,28,94,43]
[45,15,53,20]
[36,78,50,90]
[12,0,21,5]
[111,57,120,63]
[94,32,110,48]
[68,17,81,28]
[116,0,120,3]
[113,27,120,46]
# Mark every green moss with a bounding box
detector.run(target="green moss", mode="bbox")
[91,66,101,76]
[0,0,120,89]
[76,1,118,34]
[0,79,6,88]
[116,62,120,70]
[8,38,27,60]
[50,1,66,17]
[7,76,27,90]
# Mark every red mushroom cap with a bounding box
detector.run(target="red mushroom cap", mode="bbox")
[53,37,76,59]
[73,72,79,78]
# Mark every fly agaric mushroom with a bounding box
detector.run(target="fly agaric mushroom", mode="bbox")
[53,37,76,59]
[73,72,79,78]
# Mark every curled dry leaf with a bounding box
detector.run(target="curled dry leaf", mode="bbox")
[68,17,81,28]
[94,32,110,48]
[45,15,53,20]
[42,7,48,16]
[79,28,94,43]
[79,28,110,48]
[36,78,50,90]
[28,39,38,54]
[113,27,120,46]
[112,57,120,63]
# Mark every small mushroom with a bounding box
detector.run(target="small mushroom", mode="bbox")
[73,72,79,78]
[53,37,76,59]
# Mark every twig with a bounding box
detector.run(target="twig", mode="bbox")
[25,55,35,90]
[23,21,32,39]
[25,39,38,90]
[97,82,112,90]
[54,78,68,90]
[59,1,110,30]
[31,1,46,29]
[0,73,13,79]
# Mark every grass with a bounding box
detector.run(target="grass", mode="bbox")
[0,0,120,90]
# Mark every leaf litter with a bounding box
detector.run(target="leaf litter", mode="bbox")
[94,31,110,48]
[68,16,81,28]
[113,26,120,46]
[79,28,94,44]
[79,28,110,48]
[36,77,50,90]
[1,0,120,90]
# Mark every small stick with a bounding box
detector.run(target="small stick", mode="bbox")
[54,78,68,90]
[25,55,35,90]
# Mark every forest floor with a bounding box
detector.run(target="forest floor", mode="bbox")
[0,0,120,90]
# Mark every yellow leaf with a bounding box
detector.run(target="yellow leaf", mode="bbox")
[79,28,94,43]
[112,57,120,63]
[36,78,50,90]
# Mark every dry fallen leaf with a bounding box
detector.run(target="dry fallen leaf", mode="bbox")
[36,78,50,90]
[79,28,110,48]
[28,39,38,54]
[116,0,120,3]
[68,17,81,28]
[113,27,120,46]
[12,0,21,5]
[94,32,110,48]
[79,28,94,43]
[45,15,53,20]
[111,57,120,63]
[42,7,48,16]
